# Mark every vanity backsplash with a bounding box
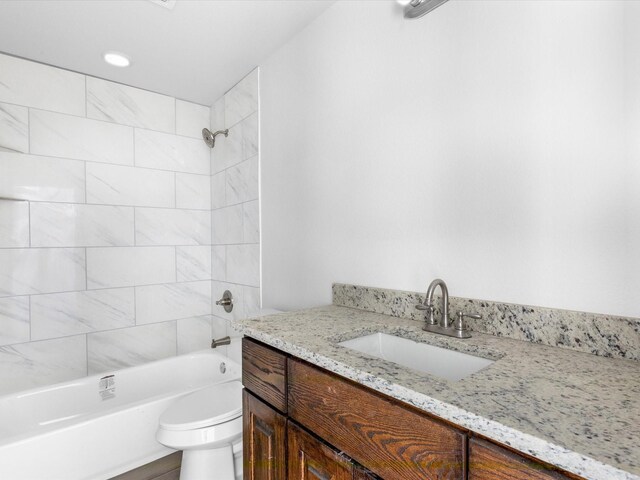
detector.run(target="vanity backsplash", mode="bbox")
[332,283,640,361]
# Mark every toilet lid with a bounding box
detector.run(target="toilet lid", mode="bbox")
[159,381,243,431]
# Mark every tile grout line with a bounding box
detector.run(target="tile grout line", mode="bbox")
[1,303,215,349]
[27,107,31,154]
[133,283,137,327]
[1,278,219,302]
[28,294,32,342]
[85,333,89,376]
[1,128,228,178]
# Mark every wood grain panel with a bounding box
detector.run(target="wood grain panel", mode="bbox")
[288,359,466,480]
[288,421,354,480]
[109,452,181,480]
[243,389,287,480]
[469,438,571,480]
[353,465,380,479]
[243,337,287,412]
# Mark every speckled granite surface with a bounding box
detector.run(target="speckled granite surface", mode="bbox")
[232,306,640,480]
[333,283,640,361]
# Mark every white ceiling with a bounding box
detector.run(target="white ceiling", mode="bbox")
[0,0,334,106]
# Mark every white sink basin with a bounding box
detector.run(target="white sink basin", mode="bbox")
[338,333,494,382]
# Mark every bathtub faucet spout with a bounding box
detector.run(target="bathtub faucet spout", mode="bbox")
[211,336,231,349]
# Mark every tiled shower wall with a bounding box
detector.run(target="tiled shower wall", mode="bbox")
[0,53,216,395]
[208,70,261,344]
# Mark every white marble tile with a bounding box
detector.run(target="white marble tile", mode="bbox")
[211,280,245,321]
[30,203,134,247]
[210,97,225,132]
[0,248,85,297]
[177,315,212,354]
[226,337,242,364]
[0,335,86,395]
[241,112,259,160]
[211,315,228,340]
[0,102,28,153]
[176,173,210,210]
[86,76,174,133]
[30,109,134,165]
[87,246,175,289]
[135,128,209,174]
[176,100,210,139]
[87,321,176,375]
[211,111,258,174]
[211,204,243,245]
[177,246,211,282]
[226,156,258,205]
[211,121,241,173]
[0,152,85,203]
[86,163,175,207]
[243,286,261,316]
[0,201,29,247]
[211,245,226,281]
[210,172,226,209]
[0,296,30,346]
[135,208,210,246]
[226,244,260,287]
[243,200,260,244]
[136,280,211,325]
[225,68,258,128]
[31,288,135,340]
[0,53,85,116]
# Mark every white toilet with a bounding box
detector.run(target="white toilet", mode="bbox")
[156,380,243,480]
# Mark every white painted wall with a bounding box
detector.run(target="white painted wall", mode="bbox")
[261,0,639,317]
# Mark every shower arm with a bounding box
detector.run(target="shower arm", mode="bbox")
[202,128,229,148]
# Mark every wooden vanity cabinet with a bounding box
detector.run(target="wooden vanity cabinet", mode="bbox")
[242,337,584,480]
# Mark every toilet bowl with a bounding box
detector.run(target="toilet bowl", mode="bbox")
[156,380,243,480]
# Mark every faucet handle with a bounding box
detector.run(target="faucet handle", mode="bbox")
[455,311,482,331]
[416,303,437,325]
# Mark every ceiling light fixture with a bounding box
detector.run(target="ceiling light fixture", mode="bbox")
[103,51,131,68]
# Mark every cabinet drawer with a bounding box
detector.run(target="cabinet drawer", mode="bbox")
[469,438,574,480]
[242,337,287,413]
[288,359,466,480]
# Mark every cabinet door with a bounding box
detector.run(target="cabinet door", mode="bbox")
[353,465,379,480]
[469,438,572,480]
[243,390,287,480]
[288,421,353,480]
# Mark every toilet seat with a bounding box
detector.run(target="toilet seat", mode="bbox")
[159,381,243,431]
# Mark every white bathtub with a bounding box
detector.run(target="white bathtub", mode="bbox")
[0,348,242,480]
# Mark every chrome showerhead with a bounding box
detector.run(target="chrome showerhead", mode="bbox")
[202,128,229,148]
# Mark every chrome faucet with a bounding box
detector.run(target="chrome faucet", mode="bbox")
[211,336,231,349]
[425,278,451,328]
[416,278,481,339]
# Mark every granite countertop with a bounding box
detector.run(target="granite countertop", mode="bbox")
[233,305,640,480]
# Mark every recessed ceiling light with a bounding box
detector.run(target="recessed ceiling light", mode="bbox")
[103,52,131,68]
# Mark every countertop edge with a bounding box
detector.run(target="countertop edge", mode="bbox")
[234,322,640,480]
